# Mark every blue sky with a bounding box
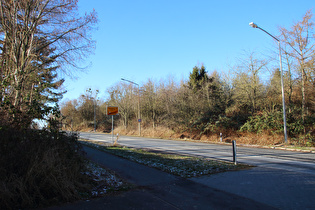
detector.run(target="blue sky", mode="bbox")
[61,0,314,102]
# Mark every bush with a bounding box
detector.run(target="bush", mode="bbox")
[239,108,315,146]
[0,128,91,209]
[195,115,237,136]
[240,110,284,134]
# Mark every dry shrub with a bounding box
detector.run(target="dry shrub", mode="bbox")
[0,128,91,209]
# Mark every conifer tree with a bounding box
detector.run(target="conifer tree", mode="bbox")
[0,0,97,127]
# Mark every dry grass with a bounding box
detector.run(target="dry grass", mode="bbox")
[114,126,175,139]
[112,126,291,147]
[234,133,284,145]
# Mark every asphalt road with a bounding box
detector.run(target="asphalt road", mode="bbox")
[79,132,315,175]
[79,132,315,209]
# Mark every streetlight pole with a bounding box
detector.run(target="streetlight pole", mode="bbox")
[86,88,97,132]
[249,22,288,144]
[121,78,141,136]
[94,97,96,132]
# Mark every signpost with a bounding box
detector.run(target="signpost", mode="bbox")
[107,106,119,116]
[107,106,119,143]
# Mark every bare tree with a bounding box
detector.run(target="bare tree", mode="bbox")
[141,79,159,129]
[279,9,315,121]
[107,82,135,129]
[232,52,268,114]
[0,0,97,126]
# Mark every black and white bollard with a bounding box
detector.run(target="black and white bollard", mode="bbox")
[232,140,237,165]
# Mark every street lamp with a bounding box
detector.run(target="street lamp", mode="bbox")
[94,97,96,132]
[121,78,141,136]
[249,22,288,144]
[86,88,98,132]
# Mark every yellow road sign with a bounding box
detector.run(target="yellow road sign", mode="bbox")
[107,106,119,115]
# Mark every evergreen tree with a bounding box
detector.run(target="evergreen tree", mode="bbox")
[188,65,209,92]
[0,0,97,128]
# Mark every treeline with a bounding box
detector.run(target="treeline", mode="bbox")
[61,11,315,146]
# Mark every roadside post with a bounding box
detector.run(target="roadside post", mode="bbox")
[232,140,237,165]
[114,133,119,145]
[220,133,223,142]
[106,106,119,143]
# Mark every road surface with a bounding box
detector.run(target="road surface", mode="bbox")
[78,132,315,209]
[79,132,315,175]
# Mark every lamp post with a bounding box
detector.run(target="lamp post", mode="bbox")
[249,22,288,144]
[121,78,141,136]
[94,97,96,132]
[86,88,98,132]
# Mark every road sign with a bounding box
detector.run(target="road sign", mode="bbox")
[138,119,142,122]
[107,106,119,115]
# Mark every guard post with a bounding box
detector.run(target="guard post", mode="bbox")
[232,140,237,165]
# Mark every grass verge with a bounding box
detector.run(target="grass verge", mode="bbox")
[80,139,252,178]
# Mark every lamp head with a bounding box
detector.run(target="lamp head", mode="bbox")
[249,22,258,28]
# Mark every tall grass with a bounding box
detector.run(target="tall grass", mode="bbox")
[0,128,91,209]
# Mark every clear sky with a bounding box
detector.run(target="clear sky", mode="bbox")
[61,0,314,102]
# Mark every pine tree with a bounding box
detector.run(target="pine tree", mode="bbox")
[0,0,97,128]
